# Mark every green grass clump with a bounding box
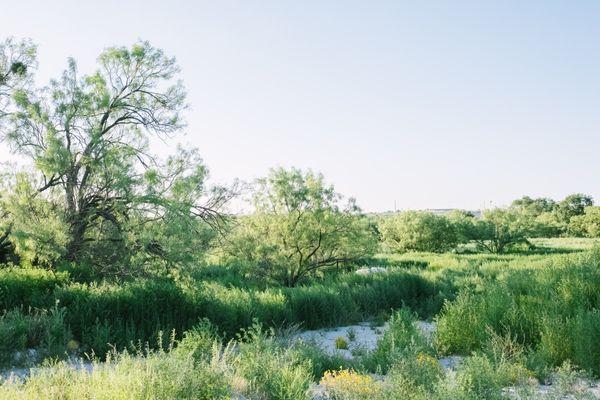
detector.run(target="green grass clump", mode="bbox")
[0,348,231,400]
[235,323,312,400]
[335,336,349,350]
[364,309,432,373]
[0,306,72,367]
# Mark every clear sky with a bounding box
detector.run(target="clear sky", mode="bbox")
[1,1,599,211]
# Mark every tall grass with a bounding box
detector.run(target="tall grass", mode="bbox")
[435,248,600,375]
[0,265,443,360]
[0,307,72,367]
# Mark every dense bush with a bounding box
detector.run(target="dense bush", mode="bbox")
[0,268,69,311]
[569,206,600,238]
[510,194,595,237]
[364,309,433,373]
[235,323,312,400]
[380,211,458,253]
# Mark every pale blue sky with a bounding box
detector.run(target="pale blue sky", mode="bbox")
[1,1,599,211]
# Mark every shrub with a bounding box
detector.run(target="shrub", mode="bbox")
[221,168,377,287]
[537,310,600,376]
[434,287,512,355]
[173,318,221,362]
[235,323,312,400]
[365,309,431,373]
[386,353,443,393]
[569,206,600,238]
[453,355,506,399]
[380,211,458,253]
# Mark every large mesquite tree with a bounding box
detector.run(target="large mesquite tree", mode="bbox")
[0,40,231,271]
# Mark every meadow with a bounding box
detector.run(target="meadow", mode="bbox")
[0,238,599,399]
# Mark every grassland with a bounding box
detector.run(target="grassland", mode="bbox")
[0,237,599,399]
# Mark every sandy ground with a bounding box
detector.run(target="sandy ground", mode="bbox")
[293,321,389,359]
[291,319,462,368]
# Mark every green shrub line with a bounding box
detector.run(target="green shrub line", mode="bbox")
[0,266,444,359]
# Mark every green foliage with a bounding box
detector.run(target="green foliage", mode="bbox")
[0,38,36,118]
[511,196,557,216]
[451,355,519,399]
[223,167,377,286]
[434,288,513,354]
[467,208,532,253]
[554,193,594,227]
[380,211,458,253]
[173,318,222,362]
[503,194,597,239]
[1,40,230,276]
[531,211,563,238]
[365,309,432,373]
[384,353,443,399]
[0,306,72,367]
[236,323,312,400]
[1,174,69,266]
[435,248,600,375]
[0,347,232,399]
[569,206,600,238]
[0,267,68,311]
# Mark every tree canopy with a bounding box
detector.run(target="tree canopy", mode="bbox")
[0,38,36,120]
[0,40,232,274]
[222,168,377,286]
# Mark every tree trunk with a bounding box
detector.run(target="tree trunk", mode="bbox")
[66,216,87,262]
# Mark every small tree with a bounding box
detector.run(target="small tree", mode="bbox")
[380,211,458,253]
[467,209,531,253]
[568,206,600,238]
[223,168,377,287]
[554,193,594,228]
